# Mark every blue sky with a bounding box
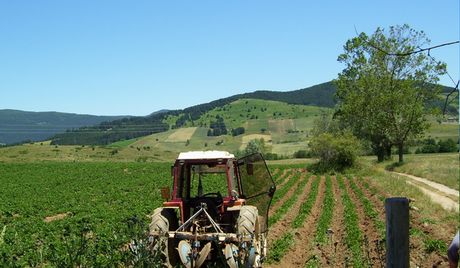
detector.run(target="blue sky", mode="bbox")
[1,1,459,116]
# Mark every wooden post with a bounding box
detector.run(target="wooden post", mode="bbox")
[385,197,409,268]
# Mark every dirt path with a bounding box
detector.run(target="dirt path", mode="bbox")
[390,171,459,212]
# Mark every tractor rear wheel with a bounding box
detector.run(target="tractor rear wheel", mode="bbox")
[237,205,262,267]
[149,208,179,267]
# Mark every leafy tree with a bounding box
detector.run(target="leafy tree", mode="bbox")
[243,138,267,155]
[309,132,361,172]
[335,24,446,162]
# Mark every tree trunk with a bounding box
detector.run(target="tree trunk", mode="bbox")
[398,143,404,163]
[384,144,392,160]
[375,145,385,162]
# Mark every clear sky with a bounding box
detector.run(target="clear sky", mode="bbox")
[1,1,459,116]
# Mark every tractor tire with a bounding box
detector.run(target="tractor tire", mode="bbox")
[237,205,262,267]
[149,208,179,267]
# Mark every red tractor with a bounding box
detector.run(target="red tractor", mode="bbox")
[149,151,275,267]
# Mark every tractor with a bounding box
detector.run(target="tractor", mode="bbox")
[149,151,276,267]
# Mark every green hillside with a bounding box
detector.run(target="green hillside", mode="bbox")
[49,82,338,145]
[0,109,129,145]
[0,98,456,163]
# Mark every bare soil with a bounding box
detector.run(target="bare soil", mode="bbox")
[264,170,456,268]
[267,174,313,245]
[267,176,326,267]
[356,177,451,267]
[315,176,349,267]
[344,178,386,267]
[269,172,302,217]
[44,212,71,223]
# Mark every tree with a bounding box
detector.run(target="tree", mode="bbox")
[335,24,446,162]
[243,138,267,155]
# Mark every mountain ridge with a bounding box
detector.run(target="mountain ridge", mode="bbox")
[0,109,130,145]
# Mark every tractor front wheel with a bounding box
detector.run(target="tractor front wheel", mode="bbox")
[149,208,179,267]
[237,205,263,267]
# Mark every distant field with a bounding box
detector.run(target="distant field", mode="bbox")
[271,141,309,156]
[426,122,458,140]
[165,127,197,142]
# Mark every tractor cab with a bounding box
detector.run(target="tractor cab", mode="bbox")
[151,151,275,267]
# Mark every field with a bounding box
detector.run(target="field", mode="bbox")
[0,160,457,267]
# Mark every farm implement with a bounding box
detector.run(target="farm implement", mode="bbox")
[149,151,276,267]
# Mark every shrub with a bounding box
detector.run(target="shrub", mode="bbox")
[309,132,361,172]
[293,150,310,158]
[438,138,458,153]
[419,138,439,153]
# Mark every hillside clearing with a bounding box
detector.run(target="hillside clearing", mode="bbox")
[240,134,272,150]
[165,127,197,142]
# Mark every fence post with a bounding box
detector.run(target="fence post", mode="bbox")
[385,197,409,268]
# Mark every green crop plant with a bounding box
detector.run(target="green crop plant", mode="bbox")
[314,176,334,244]
[292,176,320,228]
[347,177,385,238]
[270,171,300,206]
[337,176,365,268]
[269,177,308,225]
[267,232,294,263]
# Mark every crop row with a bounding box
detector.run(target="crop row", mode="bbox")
[269,176,308,225]
[347,177,385,238]
[292,176,320,228]
[268,176,320,262]
[337,176,365,268]
[314,176,334,244]
[270,170,300,206]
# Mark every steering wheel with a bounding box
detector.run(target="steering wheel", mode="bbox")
[201,192,222,198]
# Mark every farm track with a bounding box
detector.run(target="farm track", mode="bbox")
[269,176,326,267]
[315,176,348,267]
[344,177,385,267]
[267,174,313,246]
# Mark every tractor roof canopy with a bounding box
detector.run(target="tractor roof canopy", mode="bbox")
[177,151,235,160]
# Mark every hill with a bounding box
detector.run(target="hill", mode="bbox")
[0,109,129,145]
[50,82,338,145]
[50,81,458,145]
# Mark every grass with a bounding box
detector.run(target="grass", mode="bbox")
[426,120,459,140]
[350,157,458,245]
[384,153,459,190]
